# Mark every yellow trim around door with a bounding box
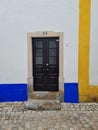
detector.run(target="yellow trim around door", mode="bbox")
[78,0,98,102]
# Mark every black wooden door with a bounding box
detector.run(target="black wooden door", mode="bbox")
[32,37,59,91]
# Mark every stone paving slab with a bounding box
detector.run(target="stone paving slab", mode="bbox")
[0,101,98,130]
[24,100,61,110]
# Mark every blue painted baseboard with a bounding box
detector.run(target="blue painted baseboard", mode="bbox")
[0,84,27,102]
[0,83,79,103]
[64,83,79,103]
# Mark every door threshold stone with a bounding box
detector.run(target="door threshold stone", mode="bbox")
[24,99,61,110]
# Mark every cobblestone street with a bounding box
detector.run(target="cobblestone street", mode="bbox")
[0,101,98,130]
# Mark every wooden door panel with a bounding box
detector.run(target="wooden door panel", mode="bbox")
[48,76,58,84]
[33,66,43,75]
[34,76,44,84]
[32,37,59,91]
[48,66,58,75]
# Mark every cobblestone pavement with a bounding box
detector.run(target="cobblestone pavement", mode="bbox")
[0,101,98,130]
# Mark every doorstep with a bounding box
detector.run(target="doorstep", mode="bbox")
[24,99,61,110]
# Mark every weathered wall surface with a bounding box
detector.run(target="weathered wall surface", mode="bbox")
[0,0,79,102]
[90,0,98,85]
[0,0,98,102]
[78,0,98,102]
[0,0,79,84]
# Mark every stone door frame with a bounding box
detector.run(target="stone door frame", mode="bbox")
[27,31,64,99]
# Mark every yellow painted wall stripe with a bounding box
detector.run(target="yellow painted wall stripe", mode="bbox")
[78,0,98,102]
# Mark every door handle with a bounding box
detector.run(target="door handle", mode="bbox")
[46,63,49,66]
[42,68,49,71]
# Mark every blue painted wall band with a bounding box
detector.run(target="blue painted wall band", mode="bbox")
[0,83,79,103]
[0,84,27,102]
[64,83,79,103]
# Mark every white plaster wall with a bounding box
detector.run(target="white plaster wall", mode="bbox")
[0,0,79,83]
[90,0,98,85]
